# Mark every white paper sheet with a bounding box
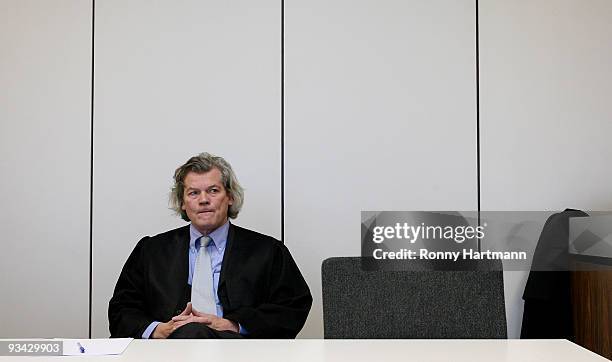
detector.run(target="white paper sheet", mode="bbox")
[60,338,133,356]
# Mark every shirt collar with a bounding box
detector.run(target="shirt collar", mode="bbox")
[189,220,230,251]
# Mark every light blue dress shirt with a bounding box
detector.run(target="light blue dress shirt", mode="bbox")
[142,221,243,338]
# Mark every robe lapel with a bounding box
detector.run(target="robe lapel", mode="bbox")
[219,222,236,290]
[171,226,191,315]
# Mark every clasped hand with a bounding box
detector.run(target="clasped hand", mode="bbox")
[152,302,239,338]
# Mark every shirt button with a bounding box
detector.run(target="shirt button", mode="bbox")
[175,309,182,314]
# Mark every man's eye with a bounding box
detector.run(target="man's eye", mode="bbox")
[209,188,219,194]
[188,191,198,196]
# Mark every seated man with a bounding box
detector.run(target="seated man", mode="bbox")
[109,153,312,339]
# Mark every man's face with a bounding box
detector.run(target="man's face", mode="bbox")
[182,169,233,235]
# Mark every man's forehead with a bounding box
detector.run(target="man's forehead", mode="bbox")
[184,169,224,188]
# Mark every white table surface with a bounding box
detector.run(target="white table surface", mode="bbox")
[0,339,608,361]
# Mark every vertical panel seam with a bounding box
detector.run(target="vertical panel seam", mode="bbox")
[88,0,95,339]
[281,0,285,243]
[476,0,481,251]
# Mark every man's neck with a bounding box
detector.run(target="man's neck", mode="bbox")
[191,219,230,237]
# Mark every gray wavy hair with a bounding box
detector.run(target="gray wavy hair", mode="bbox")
[170,152,244,221]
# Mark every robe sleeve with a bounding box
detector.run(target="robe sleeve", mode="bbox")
[224,243,312,338]
[108,237,155,338]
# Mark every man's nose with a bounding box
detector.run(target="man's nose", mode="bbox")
[198,193,210,204]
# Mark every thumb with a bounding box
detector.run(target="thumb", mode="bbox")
[179,302,193,316]
[192,307,205,317]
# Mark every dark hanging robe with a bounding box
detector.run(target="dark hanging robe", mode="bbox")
[520,209,588,339]
[108,223,312,338]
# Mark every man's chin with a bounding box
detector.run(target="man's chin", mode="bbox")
[192,221,216,234]
[195,213,214,222]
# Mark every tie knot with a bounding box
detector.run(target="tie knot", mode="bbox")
[198,236,212,249]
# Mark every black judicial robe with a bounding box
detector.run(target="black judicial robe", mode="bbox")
[520,209,588,339]
[108,223,312,338]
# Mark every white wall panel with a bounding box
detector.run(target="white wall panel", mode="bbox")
[480,0,612,338]
[0,0,91,338]
[92,0,280,337]
[286,0,478,338]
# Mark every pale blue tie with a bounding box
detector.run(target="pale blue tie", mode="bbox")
[191,236,217,315]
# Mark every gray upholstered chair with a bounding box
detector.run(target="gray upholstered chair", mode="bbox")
[321,257,507,339]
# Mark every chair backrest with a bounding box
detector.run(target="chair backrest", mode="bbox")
[321,257,507,339]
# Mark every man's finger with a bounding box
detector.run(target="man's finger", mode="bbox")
[172,315,192,322]
[172,320,189,330]
[191,316,213,324]
[179,302,192,316]
[172,316,196,329]
[171,316,214,332]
